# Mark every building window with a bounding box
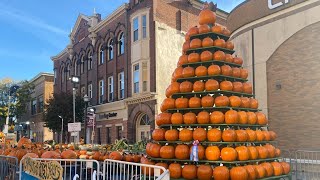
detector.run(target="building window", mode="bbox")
[133,64,139,93]
[142,62,148,92]
[98,80,104,104]
[116,126,122,140]
[81,86,85,96]
[118,71,124,99]
[99,45,104,65]
[88,83,92,98]
[142,15,147,38]
[74,60,78,76]
[106,127,111,144]
[31,99,37,115]
[80,55,85,74]
[108,76,113,102]
[87,52,93,70]
[97,128,101,144]
[133,17,139,42]
[118,32,125,55]
[38,96,44,113]
[107,39,114,60]
[67,64,71,79]
[61,67,65,83]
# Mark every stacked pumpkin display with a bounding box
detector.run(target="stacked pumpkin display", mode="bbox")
[145,2,291,180]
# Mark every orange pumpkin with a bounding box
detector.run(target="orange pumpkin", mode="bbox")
[214,38,226,48]
[256,130,265,141]
[188,52,200,63]
[188,26,199,36]
[271,162,284,176]
[235,129,248,142]
[244,165,257,180]
[221,147,237,161]
[190,38,202,49]
[205,146,220,161]
[225,54,234,63]
[243,82,253,94]
[205,79,219,91]
[240,97,250,108]
[197,111,210,124]
[207,128,222,142]
[210,111,225,124]
[17,137,32,148]
[261,162,274,177]
[160,98,175,112]
[201,95,214,107]
[221,65,232,76]
[193,81,205,92]
[264,144,276,158]
[183,112,197,124]
[61,149,77,159]
[255,165,267,179]
[182,165,198,180]
[172,67,184,82]
[175,97,189,109]
[171,113,183,124]
[180,81,193,92]
[152,129,166,141]
[222,129,236,142]
[169,163,182,179]
[160,145,175,159]
[165,82,180,98]
[275,148,281,157]
[208,64,221,75]
[269,131,277,141]
[202,37,214,47]
[233,56,243,65]
[141,157,155,176]
[199,8,216,25]
[225,41,234,50]
[195,66,207,77]
[165,129,179,141]
[199,24,210,34]
[193,128,207,141]
[232,67,241,78]
[256,146,269,159]
[222,28,231,36]
[146,143,161,158]
[41,151,61,159]
[201,51,212,61]
[247,112,257,125]
[189,96,201,108]
[256,112,268,125]
[156,112,172,126]
[235,146,249,161]
[22,153,39,159]
[182,66,195,78]
[263,131,271,141]
[247,146,258,160]
[249,98,258,109]
[215,96,230,107]
[240,69,248,79]
[182,41,190,53]
[212,25,223,34]
[238,111,248,124]
[175,144,190,160]
[16,148,28,162]
[232,82,243,92]
[213,51,226,61]
[246,129,257,142]
[220,81,233,91]
[230,167,248,180]
[179,129,193,142]
[213,166,230,180]
[177,55,188,67]
[280,162,291,174]
[155,162,168,174]
[225,110,239,124]
[229,96,242,107]
[197,165,213,180]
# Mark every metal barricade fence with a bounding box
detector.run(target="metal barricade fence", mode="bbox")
[294,150,320,180]
[19,158,101,180]
[0,155,19,180]
[102,159,169,180]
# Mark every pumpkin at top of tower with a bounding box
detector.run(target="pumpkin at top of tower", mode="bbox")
[199,2,217,25]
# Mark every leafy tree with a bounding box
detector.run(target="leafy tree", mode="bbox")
[44,92,86,133]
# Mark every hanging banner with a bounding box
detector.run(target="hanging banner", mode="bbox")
[86,112,96,127]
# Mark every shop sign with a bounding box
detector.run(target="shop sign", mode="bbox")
[86,112,96,127]
[98,112,118,120]
[268,0,290,10]
[67,122,81,132]
[21,157,63,180]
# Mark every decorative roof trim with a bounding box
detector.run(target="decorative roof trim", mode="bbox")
[70,14,90,39]
[125,92,157,105]
[51,48,68,61]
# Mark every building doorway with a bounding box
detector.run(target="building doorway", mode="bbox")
[136,113,151,142]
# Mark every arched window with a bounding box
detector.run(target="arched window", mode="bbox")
[80,55,85,74]
[140,114,150,125]
[74,59,78,76]
[67,64,71,79]
[118,32,124,55]
[61,67,65,82]
[107,38,114,60]
[98,44,104,65]
[87,51,93,70]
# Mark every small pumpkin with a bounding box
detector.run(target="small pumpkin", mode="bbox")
[271,162,284,176]
[61,149,77,159]
[188,52,200,63]
[238,111,248,124]
[261,162,274,177]
[246,129,257,142]
[212,25,223,34]
[171,113,183,124]
[230,166,248,180]
[193,128,207,141]
[247,146,258,160]
[221,147,237,161]
[269,131,277,140]
[232,82,243,92]
[169,163,182,178]
[213,50,226,61]
[165,82,180,98]
[182,66,195,78]
[199,24,210,34]
[244,165,257,180]
[225,41,234,50]
[180,81,193,93]
[165,129,179,141]
[263,131,271,141]
[160,145,175,159]
[41,151,61,159]
[205,146,220,161]
[213,166,230,180]
[256,112,268,125]
[188,26,199,36]
[152,129,166,141]
[235,146,250,161]
[207,64,221,75]
[195,66,207,77]
[197,165,213,180]
[182,165,198,180]
[156,112,172,126]
[210,111,225,124]
[175,144,190,160]
[233,56,243,65]
[256,130,266,141]
[172,67,184,82]
[201,51,212,61]
[275,148,281,157]
[235,129,248,142]
[225,54,234,63]
[255,165,267,179]
[225,110,239,124]
[207,128,222,142]
[197,111,210,124]
[201,95,214,107]
[229,96,242,107]
[189,96,201,108]
[256,146,269,159]
[247,112,257,125]
[205,79,219,91]
[160,98,175,112]
[215,96,230,107]
[183,112,197,124]
[220,81,233,91]
[146,143,161,158]
[190,38,202,49]
[222,28,231,36]
[202,37,214,47]
[182,41,190,53]
[280,162,291,174]
[177,55,188,67]
[221,65,232,76]
[179,129,193,142]
[222,129,236,142]
[232,67,241,78]
[240,68,248,79]
[264,144,276,158]
[243,82,253,94]
[240,97,250,108]
[175,97,189,109]
[214,38,226,48]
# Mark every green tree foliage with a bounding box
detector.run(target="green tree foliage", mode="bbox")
[44,92,85,132]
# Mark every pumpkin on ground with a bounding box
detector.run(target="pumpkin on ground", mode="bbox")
[41,151,61,159]
[61,149,77,159]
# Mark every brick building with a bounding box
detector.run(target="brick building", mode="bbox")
[19,73,54,142]
[228,0,320,150]
[51,0,228,144]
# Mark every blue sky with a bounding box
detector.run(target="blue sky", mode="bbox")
[0,0,244,81]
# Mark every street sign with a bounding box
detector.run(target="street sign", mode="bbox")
[68,123,81,132]
[86,112,96,127]
[70,132,78,137]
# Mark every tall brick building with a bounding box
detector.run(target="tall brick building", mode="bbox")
[51,0,228,143]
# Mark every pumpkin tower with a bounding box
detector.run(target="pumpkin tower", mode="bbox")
[146,2,291,180]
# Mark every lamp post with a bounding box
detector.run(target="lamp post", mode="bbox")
[70,76,80,143]
[83,94,90,144]
[88,107,96,144]
[58,115,63,144]
[26,121,30,138]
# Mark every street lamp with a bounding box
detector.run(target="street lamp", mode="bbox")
[83,94,90,144]
[88,107,96,144]
[70,76,80,143]
[26,121,30,138]
[58,115,63,144]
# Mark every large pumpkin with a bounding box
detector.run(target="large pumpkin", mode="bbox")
[180,81,193,92]
[182,165,198,180]
[165,129,179,141]
[160,145,175,159]
[205,146,220,161]
[201,95,214,107]
[221,147,237,161]
[195,66,207,77]
[199,7,216,25]
[41,151,61,159]
[156,113,172,126]
[160,98,175,112]
[210,111,225,124]
[179,129,193,142]
[183,112,197,124]
[208,64,221,75]
[222,129,236,142]
[171,113,183,124]
[189,96,201,108]
[207,128,222,142]
[152,129,166,141]
[215,96,230,107]
[197,111,210,124]
[230,166,248,180]
[193,128,207,141]
[235,146,249,161]
[205,79,219,91]
[175,144,190,160]
[169,163,182,178]
[175,97,189,109]
[197,165,213,180]
[225,110,239,124]
[213,166,230,180]
[61,149,77,159]
[146,143,161,158]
